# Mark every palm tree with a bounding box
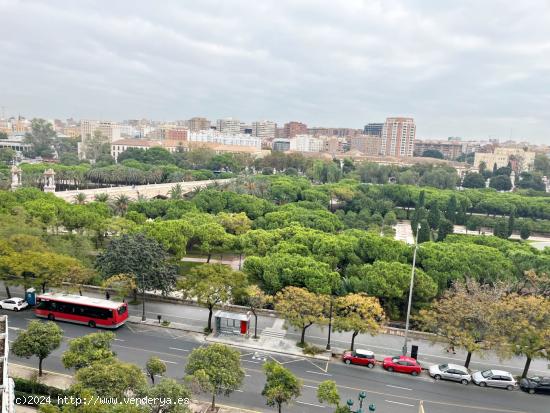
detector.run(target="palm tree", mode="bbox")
[94,193,109,202]
[169,184,183,200]
[112,194,130,216]
[74,192,87,205]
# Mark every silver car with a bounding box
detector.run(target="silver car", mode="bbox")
[472,369,517,390]
[429,363,471,385]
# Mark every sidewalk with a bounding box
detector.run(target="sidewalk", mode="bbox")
[9,363,260,413]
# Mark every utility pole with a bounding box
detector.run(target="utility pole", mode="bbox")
[402,221,420,355]
[141,273,146,321]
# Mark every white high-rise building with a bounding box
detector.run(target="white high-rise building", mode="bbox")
[190,130,261,149]
[380,117,416,157]
[216,118,241,134]
[290,134,324,152]
[252,120,277,140]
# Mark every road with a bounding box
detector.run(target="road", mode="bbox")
[2,308,548,413]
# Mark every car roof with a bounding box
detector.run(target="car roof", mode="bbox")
[355,349,374,356]
[393,355,417,362]
[446,363,468,371]
[491,370,512,376]
[2,297,23,301]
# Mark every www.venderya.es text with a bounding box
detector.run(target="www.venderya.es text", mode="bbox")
[56,396,190,406]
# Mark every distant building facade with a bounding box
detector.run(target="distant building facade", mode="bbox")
[290,134,324,152]
[189,130,261,149]
[283,121,307,138]
[363,123,384,137]
[413,139,470,160]
[350,134,382,156]
[252,120,277,140]
[380,117,416,157]
[474,147,536,172]
[216,118,241,134]
[79,120,121,159]
[272,138,291,152]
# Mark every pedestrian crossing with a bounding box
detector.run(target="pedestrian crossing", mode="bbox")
[260,327,286,339]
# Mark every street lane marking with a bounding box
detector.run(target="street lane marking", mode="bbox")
[305,370,332,376]
[169,347,190,352]
[385,400,415,407]
[241,359,261,364]
[158,359,178,365]
[296,401,325,408]
[303,385,318,389]
[386,384,412,391]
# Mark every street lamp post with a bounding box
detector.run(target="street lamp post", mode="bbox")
[346,391,375,412]
[326,296,333,351]
[141,273,146,322]
[402,221,420,356]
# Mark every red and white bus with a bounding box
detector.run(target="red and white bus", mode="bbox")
[34,293,128,328]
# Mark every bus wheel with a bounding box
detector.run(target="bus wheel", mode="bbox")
[88,321,96,328]
[47,314,55,321]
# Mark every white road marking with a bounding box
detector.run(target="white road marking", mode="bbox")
[296,401,325,408]
[241,359,261,364]
[114,338,125,342]
[305,370,332,377]
[303,385,318,389]
[158,359,178,365]
[385,400,415,407]
[169,347,190,352]
[386,384,412,391]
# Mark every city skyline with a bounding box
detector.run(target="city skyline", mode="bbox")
[1,0,549,144]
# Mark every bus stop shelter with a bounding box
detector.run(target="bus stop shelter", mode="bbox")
[214,310,251,336]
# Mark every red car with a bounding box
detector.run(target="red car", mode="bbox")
[342,349,376,368]
[383,355,421,376]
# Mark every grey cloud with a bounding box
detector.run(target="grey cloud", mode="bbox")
[0,0,549,142]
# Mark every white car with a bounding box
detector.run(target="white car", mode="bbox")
[472,369,517,390]
[429,363,471,384]
[0,297,29,311]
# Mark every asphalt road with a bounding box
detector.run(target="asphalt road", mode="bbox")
[2,308,549,413]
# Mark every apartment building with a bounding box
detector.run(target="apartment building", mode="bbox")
[413,139,469,160]
[252,120,277,140]
[363,123,384,137]
[190,130,261,149]
[111,139,187,161]
[283,121,307,138]
[290,134,324,152]
[216,118,241,134]
[474,147,536,172]
[380,117,416,157]
[188,117,211,132]
[350,134,382,156]
[79,120,121,159]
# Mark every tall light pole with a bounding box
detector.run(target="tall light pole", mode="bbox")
[326,296,333,351]
[141,272,146,322]
[402,221,420,355]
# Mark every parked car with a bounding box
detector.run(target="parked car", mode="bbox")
[0,297,28,311]
[520,376,550,394]
[428,363,471,384]
[382,355,422,376]
[342,349,376,368]
[472,369,517,390]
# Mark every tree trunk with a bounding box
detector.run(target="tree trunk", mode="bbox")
[464,351,472,368]
[133,288,138,303]
[522,357,532,378]
[207,306,213,333]
[38,358,43,377]
[351,331,359,351]
[150,374,155,384]
[5,285,11,299]
[207,253,212,263]
[211,393,216,410]
[42,282,46,293]
[300,323,312,345]
[278,403,282,413]
[239,252,242,270]
[253,311,258,339]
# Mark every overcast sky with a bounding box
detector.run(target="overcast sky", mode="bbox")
[1,0,549,143]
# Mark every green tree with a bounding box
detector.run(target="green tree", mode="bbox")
[520,222,531,240]
[493,218,509,239]
[494,294,550,378]
[417,280,506,368]
[73,359,147,400]
[445,195,457,224]
[25,119,57,158]
[146,356,167,384]
[317,380,341,409]
[417,219,431,243]
[84,129,111,161]
[275,286,327,346]
[243,285,271,339]
[427,201,441,230]
[437,218,454,241]
[333,293,385,351]
[62,332,116,370]
[148,378,191,413]
[0,147,15,164]
[12,321,63,376]
[421,149,444,159]
[96,233,177,296]
[262,361,302,413]
[185,344,245,411]
[177,264,248,332]
[462,172,486,189]
[489,175,512,191]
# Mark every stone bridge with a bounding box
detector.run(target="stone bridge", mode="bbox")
[53,179,233,203]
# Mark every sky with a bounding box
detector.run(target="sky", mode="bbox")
[0,0,549,144]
